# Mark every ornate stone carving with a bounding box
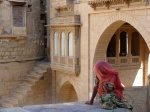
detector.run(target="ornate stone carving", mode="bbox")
[52,0,74,12]
[51,56,80,76]
[50,15,81,26]
[88,0,148,10]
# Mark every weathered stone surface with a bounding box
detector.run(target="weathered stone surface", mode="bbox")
[0,101,131,112]
[0,107,30,112]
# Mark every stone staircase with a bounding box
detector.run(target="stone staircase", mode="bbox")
[1,61,50,108]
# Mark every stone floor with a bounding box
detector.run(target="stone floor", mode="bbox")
[0,101,131,112]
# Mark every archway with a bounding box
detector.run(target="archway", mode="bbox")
[90,12,150,112]
[90,12,150,65]
[91,17,149,86]
[58,81,78,103]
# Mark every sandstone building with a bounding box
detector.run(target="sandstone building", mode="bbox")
[0,0,51,108]
[49,0,150,112]
[0,0,150,112]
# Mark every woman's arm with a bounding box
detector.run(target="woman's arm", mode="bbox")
[85,77,99,105]
[85,85,98,105]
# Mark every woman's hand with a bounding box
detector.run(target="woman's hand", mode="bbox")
[85,101,93,105]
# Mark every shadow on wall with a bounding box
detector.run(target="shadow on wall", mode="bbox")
[58,81,78,103]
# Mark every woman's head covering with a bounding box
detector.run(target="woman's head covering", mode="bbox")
[94,60,124,99]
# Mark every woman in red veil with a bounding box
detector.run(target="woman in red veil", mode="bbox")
[85,61,132,110]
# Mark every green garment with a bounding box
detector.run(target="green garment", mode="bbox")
[94,77,133,110]
[99,92,132,110]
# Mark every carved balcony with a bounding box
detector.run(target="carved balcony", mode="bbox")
[51,56,80,76]
[52,0,74,12]
[50,15,81,26]
[88,0,148,10]
[107,56,141,67]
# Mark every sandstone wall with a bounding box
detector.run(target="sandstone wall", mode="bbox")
[0,0,47,107]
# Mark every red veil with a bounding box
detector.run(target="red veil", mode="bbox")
[94,61,124,99]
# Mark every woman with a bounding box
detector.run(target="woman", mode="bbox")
[85,61,132,110]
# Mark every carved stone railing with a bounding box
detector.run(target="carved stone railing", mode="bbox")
[52,0,74,12]
[88,0,148,10]
[50,15,81,26]
[107,57,116,65]
[51,56,80,76]
[107,56,140,66]
[131,56,140,64]
[60,57,66,65]
[119,57,128,64]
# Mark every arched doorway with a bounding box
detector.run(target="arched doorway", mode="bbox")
[58,81,78,103]
[92,21,149,112]
[105,23,149,87]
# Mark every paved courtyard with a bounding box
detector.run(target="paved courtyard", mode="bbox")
[0,101,131,112]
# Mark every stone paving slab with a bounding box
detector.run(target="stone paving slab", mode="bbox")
[0,101,131,112]
[0,107,30,112]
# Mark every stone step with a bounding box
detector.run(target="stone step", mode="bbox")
[34,66,48,71]
[2,101,15,108]
[35,69,47,75]
[22,78,37,84]
[36,62,50,67]
[15,87,31,94]
[19,82,33,88]
[11,92,25,99]
[6,96,21,104]
[29,69,46,75]
[26,73,42,79]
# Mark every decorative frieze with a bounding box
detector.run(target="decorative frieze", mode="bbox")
[88,0,148,10]
[51,56,80,76]
[50,15,81,26]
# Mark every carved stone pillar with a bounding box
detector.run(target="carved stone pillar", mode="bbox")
[116,32,119,64]
[58,32,60,64]
[128,31,132,63]
[73,32,77,67]
[51,30,54,63]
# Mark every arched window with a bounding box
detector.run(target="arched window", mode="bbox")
[107,34,116,57]
[68,32,74,57]
[54,32,58,56]
[61,32,66,56]
[120,31,128,56]
[131,31,140,56]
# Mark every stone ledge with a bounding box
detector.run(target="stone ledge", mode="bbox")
[0,101,131,112]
